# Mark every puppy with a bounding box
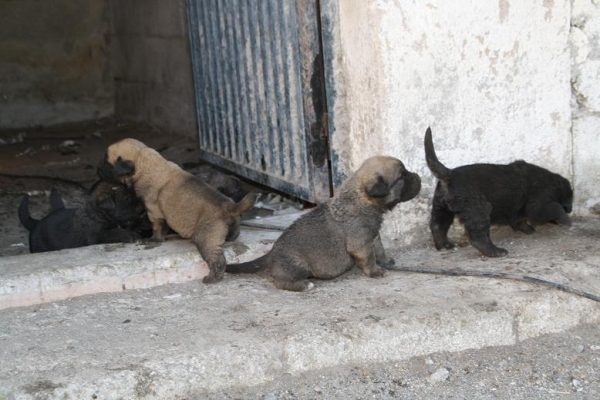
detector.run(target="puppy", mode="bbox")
[199,170,248,202]
[226,156,421,291]
[19,183,144,253]
[425,127,573,257]
[88,180,153,239]
[49,186,65,211]
[98,138,259,284]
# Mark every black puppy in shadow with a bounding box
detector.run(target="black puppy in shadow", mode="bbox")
[425,127,573,257]
[19,182,148,253]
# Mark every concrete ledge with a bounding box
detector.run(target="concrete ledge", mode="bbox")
[0,219,599,398]
[0,271,599,399]
[0,228,280,310]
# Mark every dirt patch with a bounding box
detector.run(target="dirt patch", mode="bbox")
[0,119,196,257]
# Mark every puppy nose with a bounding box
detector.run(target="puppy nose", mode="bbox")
[410,172,421,191]
[413,172,421,185]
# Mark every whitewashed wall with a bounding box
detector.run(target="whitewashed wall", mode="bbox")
[571,0,600,215]
[322,0,599,246]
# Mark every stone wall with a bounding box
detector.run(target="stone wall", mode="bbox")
[322,0,598,246]
[0,0,113,129]
[109,0,197,138]
[571,0,600,215]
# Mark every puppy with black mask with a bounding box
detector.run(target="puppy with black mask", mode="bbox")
[226,156,421,291]
[98,138,259,284]
[19,182,146,253]
[425,127,573,257]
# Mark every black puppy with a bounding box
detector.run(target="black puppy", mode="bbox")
[425,127,573,257]
[19,182,146,253]
[199,170,248,203]
[87,180,153,239]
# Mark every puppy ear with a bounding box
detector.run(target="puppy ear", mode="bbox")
[97,152,111,181]
[366,176,390,198]
[113,157,135,177]
[49,187,65,211]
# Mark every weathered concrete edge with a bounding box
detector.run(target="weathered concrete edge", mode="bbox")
[0,251,205,311]
[0,231,279,311]
[8,290,599,399]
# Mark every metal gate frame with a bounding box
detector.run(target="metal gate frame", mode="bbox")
[187,0,331,203]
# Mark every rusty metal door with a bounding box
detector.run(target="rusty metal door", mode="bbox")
[187,0,331,203]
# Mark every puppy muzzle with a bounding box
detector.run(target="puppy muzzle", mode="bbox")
[399,172,421,202]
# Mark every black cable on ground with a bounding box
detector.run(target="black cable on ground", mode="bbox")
[386,265,600,303]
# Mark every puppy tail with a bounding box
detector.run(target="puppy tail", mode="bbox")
[49,187,65,211]
[18,195,38,231]
[226,254,267,274]
[424,127,451,181]
[228,192,260,216]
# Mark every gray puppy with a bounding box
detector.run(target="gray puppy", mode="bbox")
[226,156,421,291]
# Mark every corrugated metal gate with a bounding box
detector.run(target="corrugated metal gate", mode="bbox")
[187,0,331,203]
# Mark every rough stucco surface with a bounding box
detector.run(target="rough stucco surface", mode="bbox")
[325,0,598,246]
[109,0,197,138]
[0,0,113,129]
[571,0,600,215]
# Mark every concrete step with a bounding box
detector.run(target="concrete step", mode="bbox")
[0,228,281,310]
[1,219,599,399]
[0,210,312,311]
[1,267,599,399]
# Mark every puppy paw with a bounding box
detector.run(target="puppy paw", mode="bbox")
[481,247,508,258]
[202,266,225,284]
[275,280,314,292]
[368,266,387,278]
[202,273,223,284]
[557,216,572,228]
[434,241,455,251]
[377,257,396,269]
[519,225,536,234]
[149,236,165,243]
[471,239,508,258]
[512,221,536,234]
